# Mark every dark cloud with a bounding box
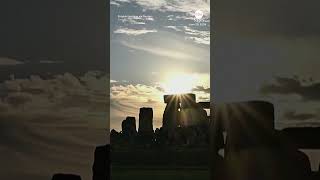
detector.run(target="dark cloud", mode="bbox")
[0,0,108,81]
[260,76,320,101]
[284,111,317,121]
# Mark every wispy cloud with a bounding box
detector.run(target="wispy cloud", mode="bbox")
[164,26,210,45]
[165,26,183,32]
[118,15,154,25]
[114,28,157,36]
[184,26,210,45]
[112,0,210,15]
[120,41,196,61]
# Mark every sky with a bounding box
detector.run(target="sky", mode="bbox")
[212,0,320,129]
[110,0,211,130]
[0,1,107,180]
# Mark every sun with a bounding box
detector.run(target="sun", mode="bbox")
[162,73,198,94]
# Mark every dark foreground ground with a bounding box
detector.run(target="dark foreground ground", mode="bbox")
[111,148,210,180]
[112,166,210,180]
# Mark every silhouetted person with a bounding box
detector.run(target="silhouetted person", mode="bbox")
[51,173,81,180]
[92,144,109,180]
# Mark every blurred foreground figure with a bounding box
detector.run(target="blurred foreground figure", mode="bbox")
[210,101,313,180]
[92,144,109,180]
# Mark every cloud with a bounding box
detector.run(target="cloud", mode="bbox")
[260,76,320,101]
[185,36,210,45]
[137,0,209,16]
[184,26,210,45]
[114,28,157,36]
[0,57,24,65]
[0,71,108,128]
[164,26,210,45]
[165,26,183,32]
[118,15,154,25]
[0,71,108,180]
[192,85,210,94]
[110,82,165,130]
[111,83,163,103]
[120,41,196,61]
[111,0,210,19]
[110,0,130,6]
[283,111,317,121]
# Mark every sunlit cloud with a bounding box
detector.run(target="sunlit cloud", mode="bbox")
[110,83,165,130]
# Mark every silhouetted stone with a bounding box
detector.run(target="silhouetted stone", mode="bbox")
[110,129,120,144]
[92,145,109,180]
[197,102,210,109]
[162,94,179,132]
[138,107,153,135]
[214,101,275,151]
[51,173,81,180]
[180,107,208,127]
[163,93,208,133]
[163,93,195,103]
[220,147,311,180]
[210,101,314,180]
[282,127,320,149]
[121,116,137,138]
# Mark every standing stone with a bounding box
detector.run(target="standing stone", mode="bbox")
[162,94,180,131]
[138,107,153,135]
[121,116,137,137]
[224,101,275,151]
